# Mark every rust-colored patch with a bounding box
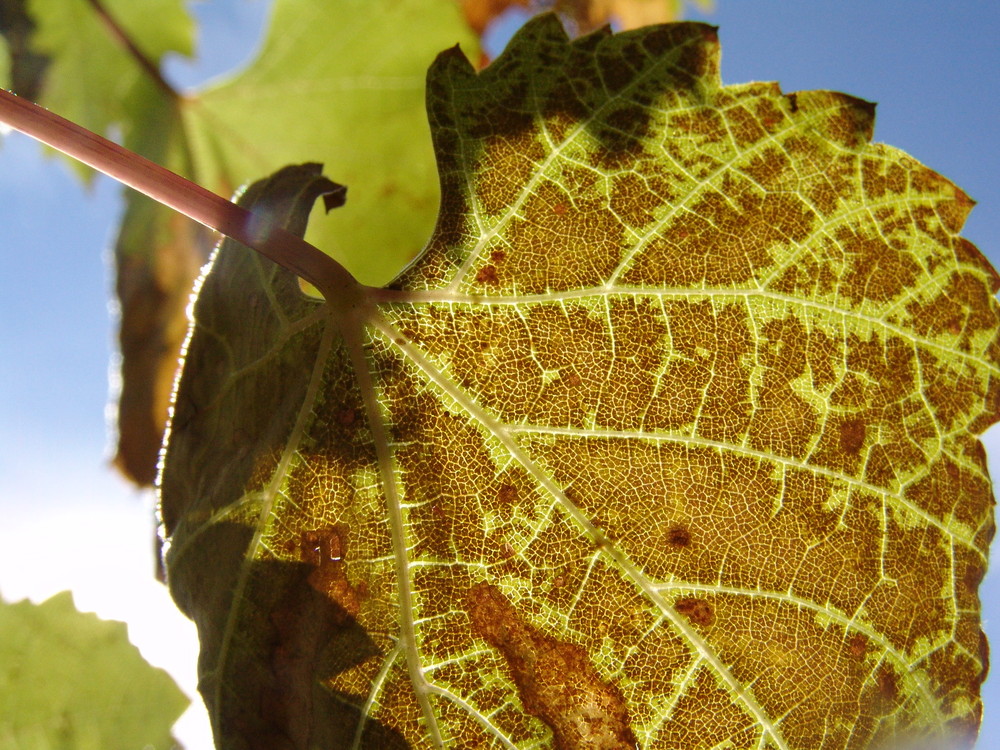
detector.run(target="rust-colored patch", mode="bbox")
[749,315,821,459]
[466,583,637,750]
[674,597,715,627]
[848,634,868,659]
[506,181,626,293]
[476,264,500,285]
[664,525,692,548]
[623,184,814,287]
[874,665,899,711]
[337,407,357,427]
[498,483,520,504]
[726,104,767,147]
[839,417,866,454]
[301,525,361,622]
[740,145,792,189]
[837,224,922,304]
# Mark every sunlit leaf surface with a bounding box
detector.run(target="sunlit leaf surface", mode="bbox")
[162,17,1000,749]
[0,592,188,749]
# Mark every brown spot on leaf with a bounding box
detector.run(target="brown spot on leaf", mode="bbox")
[476,264,500,285]
[664,525,692,548]
[498,483,520,504]
[874,665,899,711]
[300,525,361,622]
[848,634,867,659]
[674,597,715,627]
[337,408,357,427]
[839,417,866,454]
[466,583,637,749]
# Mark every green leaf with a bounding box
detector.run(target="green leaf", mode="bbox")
[0,591,188,750]
[165,16,1000,749]
[25,0,193,176]
[184,0,478,287]
[0,0,48,97]
[6,0,478,485]
[8,0,204,485]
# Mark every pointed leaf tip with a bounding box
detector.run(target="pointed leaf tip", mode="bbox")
[432,42,477,78]
[322,183,348,212]
[788,90,878,148]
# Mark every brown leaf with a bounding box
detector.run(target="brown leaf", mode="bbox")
[460,0,532,36]
[112,206,212,485]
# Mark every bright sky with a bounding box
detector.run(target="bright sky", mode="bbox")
[1,2,998,748]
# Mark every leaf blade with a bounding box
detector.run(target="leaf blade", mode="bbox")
[163,16,1000,749]
[0,592,189,750]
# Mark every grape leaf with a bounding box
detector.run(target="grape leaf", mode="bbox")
[0,591,188,749]
[7,0,477,484]
[23,0,193,163]
[9,0,199,484]
[161,16,1000,749]
[0,0,50,99]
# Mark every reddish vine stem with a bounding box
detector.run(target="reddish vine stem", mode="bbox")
[0,89,359,304]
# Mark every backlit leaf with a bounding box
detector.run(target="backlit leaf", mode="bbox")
[0,0,49,99]
[8,0,199,484]
[161,16,1000,749]
[7,0,476,485]
[0,592,188,750]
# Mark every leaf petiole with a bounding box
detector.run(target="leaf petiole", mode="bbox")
[0,88,359,303]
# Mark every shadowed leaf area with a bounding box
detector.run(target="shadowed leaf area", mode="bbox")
[161,16,1000,750]
[6,0,475,484]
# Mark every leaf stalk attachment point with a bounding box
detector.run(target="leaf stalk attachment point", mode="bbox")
[0,88,360,305]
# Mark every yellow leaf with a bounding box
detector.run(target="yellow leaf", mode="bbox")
[162,17,999,749]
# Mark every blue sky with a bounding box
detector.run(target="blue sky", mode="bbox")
[1,1,998,747]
